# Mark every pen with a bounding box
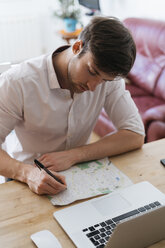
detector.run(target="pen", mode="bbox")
[34,159,64,185]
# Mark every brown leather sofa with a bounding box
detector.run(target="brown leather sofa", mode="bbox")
[94,17,165,142]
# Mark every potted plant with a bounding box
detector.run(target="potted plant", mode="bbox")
[54,0,81,32]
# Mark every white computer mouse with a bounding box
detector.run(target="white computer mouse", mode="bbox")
[31,230,62,248]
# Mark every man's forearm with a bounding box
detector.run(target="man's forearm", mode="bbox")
[0,148,32,182]
[72,130,144,164]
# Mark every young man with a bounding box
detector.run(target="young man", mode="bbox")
[0,16,144,195]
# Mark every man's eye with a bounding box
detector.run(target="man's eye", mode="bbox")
[88,69,96,76]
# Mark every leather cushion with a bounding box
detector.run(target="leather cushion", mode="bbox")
[126,84,149,97]
[124,18,165,58]
[154,68,165,101]
[128,53,162,94]
[133,96,164,116]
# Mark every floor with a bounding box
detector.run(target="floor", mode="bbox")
[0,132,100,184]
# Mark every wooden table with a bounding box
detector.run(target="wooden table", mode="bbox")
[0,138,165,248]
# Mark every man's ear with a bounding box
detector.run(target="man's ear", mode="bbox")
[72,40,83,54]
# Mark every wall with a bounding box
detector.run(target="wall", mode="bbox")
[0,0,165,63]
[100,0,165,21]
[0,0,66,63]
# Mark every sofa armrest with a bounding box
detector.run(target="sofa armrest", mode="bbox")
[147,121,165,142]
[143,104,165,127]
[143,104,165,142]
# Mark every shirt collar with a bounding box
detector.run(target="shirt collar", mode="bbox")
[47,45,70,89]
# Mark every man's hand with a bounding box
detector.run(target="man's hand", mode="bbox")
[26,166,67,195]
[38,150,76,172]
[0,130,144,196]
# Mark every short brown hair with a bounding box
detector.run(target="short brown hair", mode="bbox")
[79,16,136,77]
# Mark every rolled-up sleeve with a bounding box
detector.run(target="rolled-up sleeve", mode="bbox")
[0,71,23,145]
[104,79,145,136]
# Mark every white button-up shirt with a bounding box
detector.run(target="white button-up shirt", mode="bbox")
[0,48,144,164]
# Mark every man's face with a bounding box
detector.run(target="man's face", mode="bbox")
[67,50,115,94]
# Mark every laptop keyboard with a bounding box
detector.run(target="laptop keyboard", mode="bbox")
[82,201,161,248]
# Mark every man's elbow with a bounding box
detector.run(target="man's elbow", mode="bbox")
[136,134,145,148]
[126,130,145,150]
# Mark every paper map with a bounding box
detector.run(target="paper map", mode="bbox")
[48,157,132,206]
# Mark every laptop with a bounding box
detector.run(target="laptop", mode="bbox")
[54,181,165,248]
